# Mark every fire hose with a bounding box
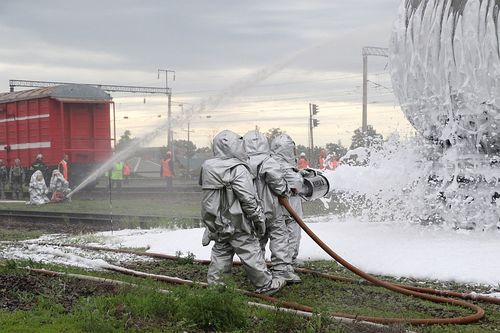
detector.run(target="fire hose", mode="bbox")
[278,195,485,325]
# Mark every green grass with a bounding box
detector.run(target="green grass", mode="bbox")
[0,229,45,242]
[0,263,367,333]
[0,195,337,219]
[1,259,499,332]
[0,198,200,217]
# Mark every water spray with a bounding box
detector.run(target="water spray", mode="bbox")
[66,38,337,199]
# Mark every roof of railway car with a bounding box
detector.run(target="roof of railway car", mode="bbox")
[0,84,111,104]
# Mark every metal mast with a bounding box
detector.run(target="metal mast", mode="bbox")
[362,46,389,132]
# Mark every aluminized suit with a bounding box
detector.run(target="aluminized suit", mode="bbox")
[200,130,285,294]
[243,130,300,283]
[271,134,304,266]
[28,170,49,205]
[49,170,71,202]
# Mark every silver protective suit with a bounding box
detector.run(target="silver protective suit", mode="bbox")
[28,170,49,205]
[200,130,284,293]
[271,134,304,265]
[49,170,71,202]
[243,131,300,282]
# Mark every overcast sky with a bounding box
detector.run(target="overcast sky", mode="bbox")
[0,0,413,148]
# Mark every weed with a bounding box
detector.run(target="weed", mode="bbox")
[176,282,248,331]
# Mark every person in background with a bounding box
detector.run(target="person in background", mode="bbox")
[271,134,305,267]
[28,170,49,205]
[30,154,48,183]
[123,161,131,185]
[0,159,8,200]
[318,149,327,170]
[58,154,69,181]
[243,130,301,284]
[111,161,124,189]
[49,169,71,202]
[328,154,339,170]
[200,130,286,295]
[160,152,174,191]
[9,159,25,200]
[297,152,309,170]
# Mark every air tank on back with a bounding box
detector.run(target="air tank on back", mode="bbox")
[390,0,500,157]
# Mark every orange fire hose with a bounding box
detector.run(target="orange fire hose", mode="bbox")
[278,196,485,324]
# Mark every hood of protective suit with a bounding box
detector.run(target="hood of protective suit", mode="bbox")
[31,170,44,183]
[212,130,248,163]
[271,134,297,166]
[243,130,271,176]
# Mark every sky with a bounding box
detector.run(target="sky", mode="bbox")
[0,0,415,149]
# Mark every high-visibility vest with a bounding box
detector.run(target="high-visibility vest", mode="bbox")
[111,162,124,180]
[123,163,131,176]
[58,160,68,180]
[319,157,326,170]
[161,159,172,177]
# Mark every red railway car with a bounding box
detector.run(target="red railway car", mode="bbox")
[0,84,113,185]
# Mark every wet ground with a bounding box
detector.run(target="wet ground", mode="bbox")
[0,217,113,236]
[0,271,118,312]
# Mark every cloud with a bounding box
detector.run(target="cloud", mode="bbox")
[0,0,409,148]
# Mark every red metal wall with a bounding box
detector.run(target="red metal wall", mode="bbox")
[0,97,111,168]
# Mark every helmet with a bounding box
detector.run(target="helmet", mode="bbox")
[300,152,306,157]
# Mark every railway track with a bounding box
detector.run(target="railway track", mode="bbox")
[0,209,202,226]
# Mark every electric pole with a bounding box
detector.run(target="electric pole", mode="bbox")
[309,103,320,165]
[180,104,195,180]
[361,46,388,132]
[157,69,175,150]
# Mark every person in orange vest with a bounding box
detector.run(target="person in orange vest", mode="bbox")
[160,151,174,191]
[297,152,309,170]
[58,154,69,181]
[318,149,327,170]
[123,161,131,185]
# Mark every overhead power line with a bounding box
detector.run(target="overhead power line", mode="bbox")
[9,79,169,94]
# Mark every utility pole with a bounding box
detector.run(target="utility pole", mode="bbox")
[362,47,388,132]
[157,69,175,150]
[308,103,320,166]
[180,104,195,180]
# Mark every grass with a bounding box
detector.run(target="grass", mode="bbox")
[0,197,201,218]
[0,229,45,242]
[0,193,340,219]
[0,262,382,332]
[1,258,500,332]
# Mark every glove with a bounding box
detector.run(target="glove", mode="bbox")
[253,218,266,238]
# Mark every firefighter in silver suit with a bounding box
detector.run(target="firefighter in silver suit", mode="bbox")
[271,134,305,267]
[243,130,301,284]
[200,130,286,295]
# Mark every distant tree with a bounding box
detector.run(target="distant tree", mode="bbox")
[350,125,383,150]
[116,130,137,151]
[196,146,212,154]
[173,139,197,158]
[265,128,285,143]
[325,142,348,158]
